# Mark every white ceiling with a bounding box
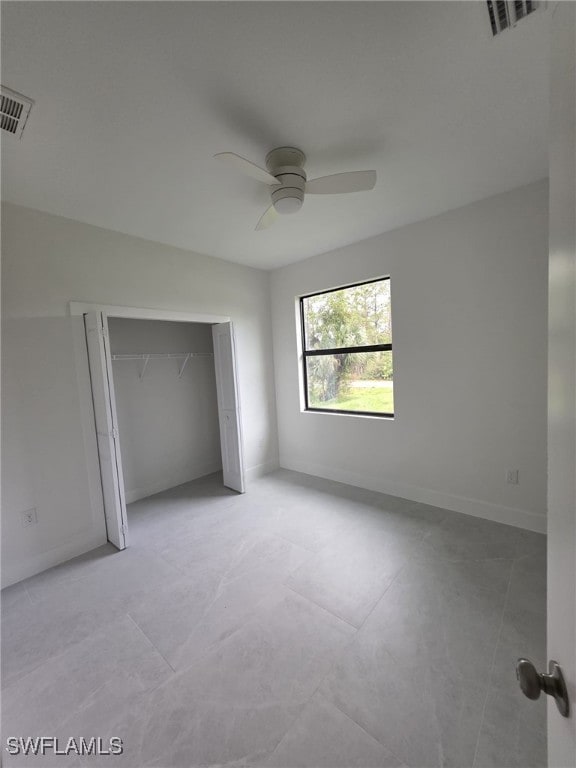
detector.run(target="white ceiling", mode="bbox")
[1,2,549,270]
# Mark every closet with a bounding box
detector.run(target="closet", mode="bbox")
[107,318,222,505]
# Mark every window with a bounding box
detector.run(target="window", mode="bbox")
[300,277,393,417]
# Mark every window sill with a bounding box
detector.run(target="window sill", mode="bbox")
[302,408,394,421]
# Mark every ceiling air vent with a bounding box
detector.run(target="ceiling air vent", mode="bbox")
[487,1,538,35]
[1,86,34,139]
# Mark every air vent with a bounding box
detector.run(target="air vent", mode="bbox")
[487,1,538,35]
[1,86,34,139]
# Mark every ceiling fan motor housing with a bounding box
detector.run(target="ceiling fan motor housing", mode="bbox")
[266,147,307,215]
[271,167,306,214]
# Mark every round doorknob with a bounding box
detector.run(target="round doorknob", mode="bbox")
[516,658,570,717]
[516,658,542,700]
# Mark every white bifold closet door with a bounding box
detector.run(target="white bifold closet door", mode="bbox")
[84,312,128,549]
[212,322,246,493]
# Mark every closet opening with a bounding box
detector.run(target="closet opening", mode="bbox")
[75,303,245,551]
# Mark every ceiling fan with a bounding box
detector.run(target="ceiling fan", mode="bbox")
[214,146,377,231]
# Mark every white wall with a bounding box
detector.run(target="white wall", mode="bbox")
[108,319,221,503]
[1,204,279,586]
[271,181,549,532]
[546,3,576,763]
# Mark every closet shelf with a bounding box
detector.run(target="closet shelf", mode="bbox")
[111,352,213,380]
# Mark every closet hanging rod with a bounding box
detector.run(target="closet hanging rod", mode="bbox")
[111,352,213,380]
[111,352,213,360]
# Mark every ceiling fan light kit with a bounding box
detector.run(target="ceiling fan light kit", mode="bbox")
[266,147,307,216]
[214,146,377,230]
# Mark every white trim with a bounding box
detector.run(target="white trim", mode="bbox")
[1,529,107,589]
[212,321,246,493]
[280,456,547,534]
[71,318,107,532]
[69,301,230,325]
[71,299,247,552]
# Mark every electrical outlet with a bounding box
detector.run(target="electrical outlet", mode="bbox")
[20,508,38,527]
[506,469,519,485]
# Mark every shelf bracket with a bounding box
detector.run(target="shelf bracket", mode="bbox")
[139,355,150,381]
[178,353,191,379]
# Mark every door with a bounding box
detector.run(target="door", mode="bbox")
[84,312,128,549]
[547,3,575,765]
[212,322,246,493]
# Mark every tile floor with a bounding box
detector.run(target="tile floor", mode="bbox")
[1,470,547,767]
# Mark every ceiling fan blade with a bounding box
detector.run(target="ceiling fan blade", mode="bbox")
[306,170,377,195]
[214,152,279,186]
[255,205,278,231]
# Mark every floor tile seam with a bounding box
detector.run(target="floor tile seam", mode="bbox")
[23,585,35,607]
[283,583,362,631]
[423,643,459,768]
[407,556,516,594]
[264,529,320,558]
[316,689,411,767]
[513,555,547,575]
[318,693,411,768]
[351,563,408,635]
[19,544,124,595]
[22,677,116,738]
[340,521,430,552]
[47,571,182,613]
[127,495,239,526]
[499,559,547,627]
[0,610,129,694]
[264,529,324,555]
[509,553,547,581]
[183,569,282,630]
[409,555,517,568]
[0,587,36,625]
[434,555,514,562]
[24,570,102,604]
[511,552,547,568]
[281,563,407,722]
[51,676,127,732]
[173,533,313,602]
[470,558,515,768]
[512,531,540,561]
[224,581,363,715]
[246,704,308,767]
[5,659,164,743]
[24,551,184,605]
[149,527,291,573]
[158,590,290,679]
[148,630,231,681]
[152,547,211,580]
[261,622,371,768]
[125,613,177,674]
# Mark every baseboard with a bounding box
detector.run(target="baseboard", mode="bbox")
[125,461,223,503]
[1,528,108,589]
[280,457,546,534]
[246,457,280,483]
